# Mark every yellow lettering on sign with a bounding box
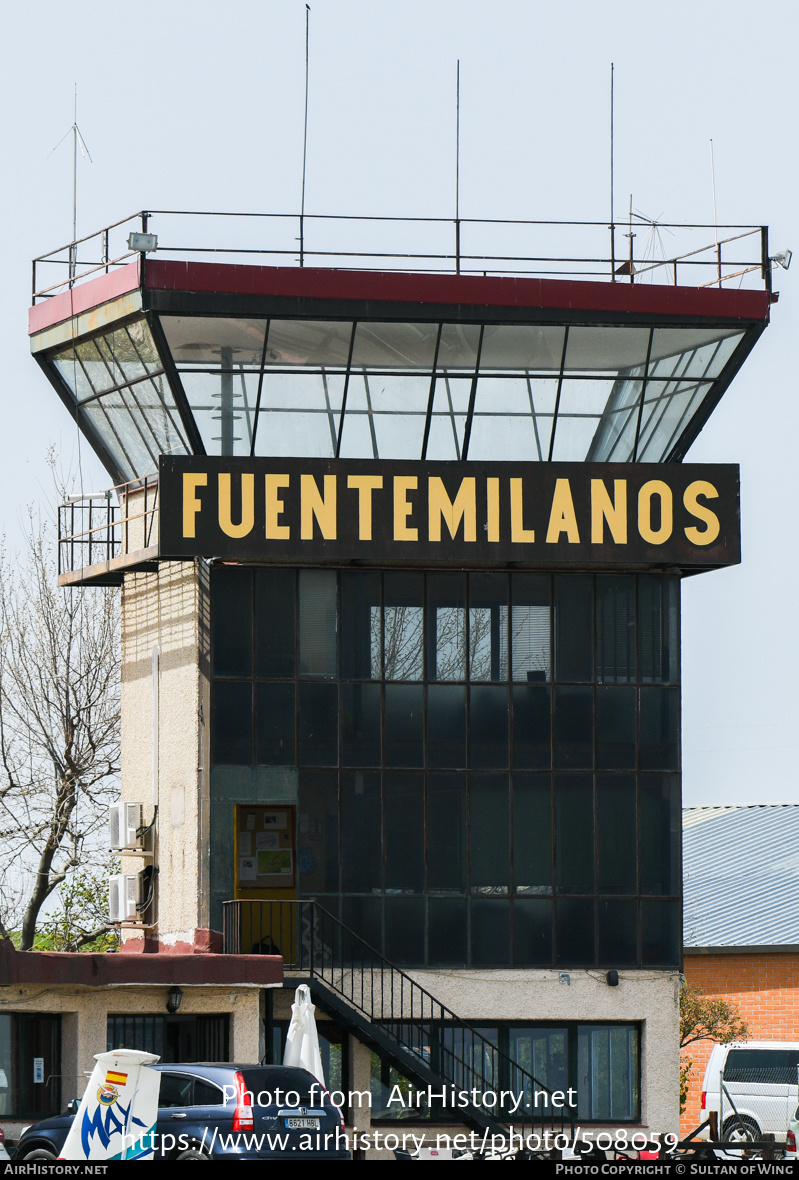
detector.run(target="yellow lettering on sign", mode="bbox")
[301,474,337,540]
[428,477,476,542]
[218,473,255,538]
[638,480,673,544]
[182,472,207,538]
[684,480,720,546]
[265,474,290,539]
[591,479,627,544]
[546,478,580,543]
[347,474,383,541]
[509,478,535,543]
[486,477,500,543]
[394,476,418,541]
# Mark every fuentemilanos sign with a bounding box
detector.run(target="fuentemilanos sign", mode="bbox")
[159,457,740,570]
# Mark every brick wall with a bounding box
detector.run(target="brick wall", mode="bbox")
[681,951,799,1136]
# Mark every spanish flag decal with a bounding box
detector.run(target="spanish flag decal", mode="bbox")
[106,1070,128,1086]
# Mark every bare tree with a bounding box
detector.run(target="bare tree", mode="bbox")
[0,509,120,950]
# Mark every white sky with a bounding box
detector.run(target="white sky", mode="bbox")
[1,0,796,806]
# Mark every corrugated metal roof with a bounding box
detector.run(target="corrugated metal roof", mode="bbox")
[683,804,799,948]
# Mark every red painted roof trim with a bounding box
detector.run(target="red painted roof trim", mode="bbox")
[28,261,141,337]
[145,260,770,321]
[0,938,282,987]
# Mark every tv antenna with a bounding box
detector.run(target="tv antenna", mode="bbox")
[49,85,93,279]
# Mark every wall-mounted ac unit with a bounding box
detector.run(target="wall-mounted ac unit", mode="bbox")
[108,873,142,922]
[109,802,143,851]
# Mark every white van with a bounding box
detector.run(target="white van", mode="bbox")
[701,1041,799,1140]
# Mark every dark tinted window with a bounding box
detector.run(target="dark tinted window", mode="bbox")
[159,1074,194,1108]
[724,1049,799,1083]
[193,1078,224,1106]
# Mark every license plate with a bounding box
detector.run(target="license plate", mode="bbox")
[285,1117,320,1130]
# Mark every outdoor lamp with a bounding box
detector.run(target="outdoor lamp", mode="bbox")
[166,985,183,1014]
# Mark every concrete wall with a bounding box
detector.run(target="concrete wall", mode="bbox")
[0,983,264,1141]
[120,561,209,946]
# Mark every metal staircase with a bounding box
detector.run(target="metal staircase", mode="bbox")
[223,899,573,1144]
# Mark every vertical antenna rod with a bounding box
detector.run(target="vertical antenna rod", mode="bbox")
[610,63,616,281]
[455,59,461,274]
[300,4,311,266]
[710,138,721,285]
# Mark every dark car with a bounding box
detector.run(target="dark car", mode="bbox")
[14,1064,350,1161]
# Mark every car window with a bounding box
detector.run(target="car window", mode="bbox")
[159,1073,194,1107]
[724,1050,799,1084]
[193,1079,225,1107]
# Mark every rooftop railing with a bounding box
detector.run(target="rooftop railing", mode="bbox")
[32,209,773,303]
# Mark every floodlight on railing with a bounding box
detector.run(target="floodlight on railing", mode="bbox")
[771,249,792,270]
[127,232,158,253]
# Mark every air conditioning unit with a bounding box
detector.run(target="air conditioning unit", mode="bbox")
[109,873,141,922]
[109,802,143,851]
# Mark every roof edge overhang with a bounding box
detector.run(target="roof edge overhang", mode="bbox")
[684,944,799,956]
[29,258,772,342]
[0,938,282,988]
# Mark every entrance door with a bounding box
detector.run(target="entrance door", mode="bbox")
[234,804,297,957]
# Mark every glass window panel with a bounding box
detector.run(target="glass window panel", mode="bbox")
[427,574,466,681]
[104,325,148,382]
[342,896,382,952]
[427,685,466,768]
[555,576,593,682]
[255,569,295,678]
[74,338,115,393]
[424,377,471,461]
[385,896,425,964]
[180,370,259,456]
[340,572,381,680]
[513,899,553,965]
[471,899,510,965]
[212,568,252,676]
[513,774,552,894]
[469,685,509,769]
[437,323,481,371]
[125,318,163,373]
[555,776,594,893]
[598,899,638,965]
[342,683,381,766]
[639,576,679,684]
[82,398,151,481]
[350,322,438,370]
[587,379,643,462]
[385,773,424,892]
[384,684,423,767]
[596,577,635,683]
[264,320,353,368]
[337,403,378,459]
[128,374,189,456]
[554,687,593,770]
[577,1025,640,1120]
[565,326,651,373]
[641,898,680,965]
[639,686,679,770]
[94,332,128,385]
[360,375,431,460]
[556,898,594,965]
[467,387,542,462]
[480,324,565,372]
[470,775,510,893]
[596,687,635,770]
[508,1026,568,1095]
[512,686,551,770]
[636,381,712,462]
[428,898,467,965]
[212,682,252,765]
[298,771,339,894]
[251,372,344,458]
[597,776,636,893]
[299,570,337,678]
[469,572,509,681]
[161,316,267,367]
[341,772,382,893]
[428,774,466,892]
[640,774,680,895]
[383,573,424,680]
[512,574,551,682]
[551,380,617,461]
[298,682,338,766]
[256,683,295,765]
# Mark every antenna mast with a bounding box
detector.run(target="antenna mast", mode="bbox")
[49,85,93,282]
[300,4,311,266]
[610,63,615,281]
